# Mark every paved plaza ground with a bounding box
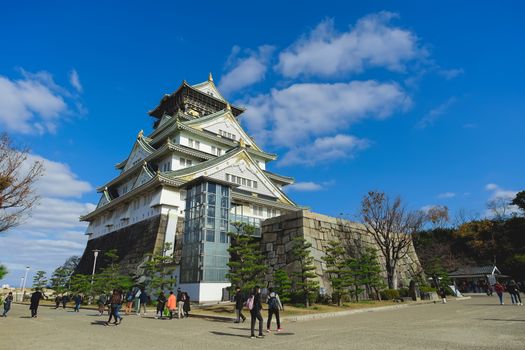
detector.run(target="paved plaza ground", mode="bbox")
[1,295,523,349]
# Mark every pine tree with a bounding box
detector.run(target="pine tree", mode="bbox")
[93,249,134,294]
[322,240,350,306]
[345,257,365,302]
[226,223,267,293]
[273,268,292,304]
[291,236,319,308]
[50,267,70,294]
[32,270,47,290]
[142,243,177,293]
[69,274,91,294]
[358,248,386,300]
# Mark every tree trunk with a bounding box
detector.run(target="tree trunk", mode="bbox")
[387,266,398,289]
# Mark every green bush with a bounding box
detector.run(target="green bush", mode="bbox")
[398,288,410,298]
[420,286,436,293]
[380,289,400,300]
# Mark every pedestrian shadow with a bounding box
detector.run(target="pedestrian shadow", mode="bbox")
[91,321,109,326]
[274,332,295,336]
[230,327,249,331]
[19,316,32,319]
[481,318,525,322]
[196,316,232,323]
[210,331,250,338]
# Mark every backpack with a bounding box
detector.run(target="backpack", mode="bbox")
[246,295,254,310]
[268,296,278,309]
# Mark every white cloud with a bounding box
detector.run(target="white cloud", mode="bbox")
[69,69,83,93]
[279,134,369,166]
[286,181,323,192]
[219,45,274,95]
[22,154,93,198]
[0,154,95,287]
[485,183,517,200]
[242,80,410,149]
[417,97,456,128]
[438,68,464,80]
[438,192,456,199]
[276,12,426,78]
[0,69,82,134]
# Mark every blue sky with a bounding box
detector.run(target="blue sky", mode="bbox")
[0,1,523,286]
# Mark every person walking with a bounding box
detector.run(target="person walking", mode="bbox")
[124,289,133,315]
[61,294,69,309]
[182,292,191,318]
[54,295,61,309]
[176,288,184,319]
[139,289,148,316]
[233,287,246,323]
[97,293,108,316]
[2,292,13,317]
[494,282,505,305]
[248,286,264,339]
[167,291,177,320]
[439,287,447,304]
[266,288,283,332]
[106,289,123,326]
[73,294,82,312]
[155,291,167,319]
[133,287,142,315]
[507,280,522,305]
[29,288,45,318]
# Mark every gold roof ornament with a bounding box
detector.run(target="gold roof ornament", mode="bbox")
[208,72,214,82]
[239,138,246,148]
[137,129,144,138]
[226,103,232,111]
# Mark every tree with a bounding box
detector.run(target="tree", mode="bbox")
[344,257,367,302]
[69,274,91,294]
[50,267,70,294]
[360,191,426,289]
[50,255,81,293]
[93,250,133,294]
[0,264,7,280]
[511,191,525,213]
[426,205,449,228]
[0,133,44,233]
[322,240,350,306]
[32,270,48,290]
[273,269,292,304]
[487,197,513,220]
[143,244,177,292]
[291,236,319,307]
[226,223,267,292]
[358,248,386,300]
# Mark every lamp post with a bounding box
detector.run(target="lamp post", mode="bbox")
[91,250,100,285]
[21,266,30,300]
[89,250,100,305]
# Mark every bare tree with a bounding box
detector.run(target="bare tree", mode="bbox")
[453,208,479,228]
[487,197,513,220]
[425,205,449,228]
[360,191,426,289]
[0,133,44,233]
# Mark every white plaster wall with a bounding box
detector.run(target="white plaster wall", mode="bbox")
[179,282,231,303]
[88,188,163,240]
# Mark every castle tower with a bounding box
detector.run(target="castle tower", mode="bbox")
[77,75,298,302]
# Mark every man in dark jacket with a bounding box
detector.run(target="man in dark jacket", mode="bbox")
[30,288,45,317]
[233,287,246,323]
[2,292,13,317]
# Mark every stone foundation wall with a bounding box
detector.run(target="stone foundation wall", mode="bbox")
[260,210,422,293]
[76,214,168,276]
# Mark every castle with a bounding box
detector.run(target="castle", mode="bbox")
[76,74,422,302]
